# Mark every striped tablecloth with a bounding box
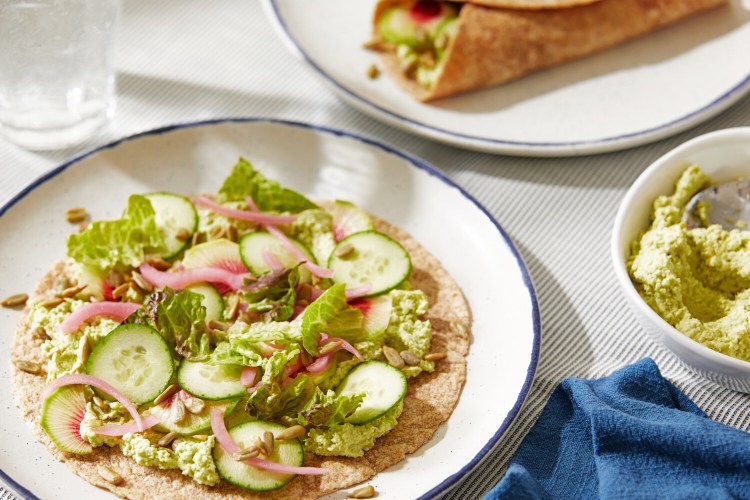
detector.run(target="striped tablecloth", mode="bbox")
[2,1,750,498]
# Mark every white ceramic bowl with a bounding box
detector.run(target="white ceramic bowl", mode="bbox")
[612,127,750,392]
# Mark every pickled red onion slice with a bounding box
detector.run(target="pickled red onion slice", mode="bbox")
[193,195,297,225]
[265,225,334,279]
[240,366,258,387]
[304,353,334,374]
[139,263,250,291]
[209,407,328,475]
[344,284,372,300]
[94,414,160,436]
[319,336,364,361]
[59,301,141,334]
[42,374,145,431]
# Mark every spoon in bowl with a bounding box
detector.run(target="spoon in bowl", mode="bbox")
[683,178,750,230]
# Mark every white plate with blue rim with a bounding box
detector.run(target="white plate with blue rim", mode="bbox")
[264,0,750,157]
[0,119,539,499]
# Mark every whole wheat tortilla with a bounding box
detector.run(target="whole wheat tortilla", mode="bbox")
[375,0,728,101]
[11,216,471,499]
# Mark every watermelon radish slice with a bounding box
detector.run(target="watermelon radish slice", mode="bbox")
[40,386,93,455]
[77,265,112,301]
[350,294,393,340]
[318,200,373,242]
[182,239,248,274]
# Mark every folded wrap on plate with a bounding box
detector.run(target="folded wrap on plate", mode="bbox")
[371,0,728,101]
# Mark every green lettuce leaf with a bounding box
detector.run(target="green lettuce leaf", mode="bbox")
[246,348,315,420]
[243,267,299,322]
[208,321,297,366]
[157,289,211,361]
[218,158,316,213]
[67,194,164,272]
[297,388,364,428]
[300,284,363,355]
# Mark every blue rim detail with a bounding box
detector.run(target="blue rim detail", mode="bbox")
[0,117,541,498]
[266,0,750,152]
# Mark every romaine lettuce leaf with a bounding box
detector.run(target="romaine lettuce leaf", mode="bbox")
[67,194,164,272]
[297,388,364,428]
[300,284,363,355]
[218,158,316,213]
[157,289,211,361]
[243,267,299,322]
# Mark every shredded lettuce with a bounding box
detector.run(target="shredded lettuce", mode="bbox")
[301,284,363,355]
[218,158,317,213]
[67,194,163,272]
[157,289,211,361]
[297,388,364,428]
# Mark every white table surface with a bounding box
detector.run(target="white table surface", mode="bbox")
[2,1,750,498]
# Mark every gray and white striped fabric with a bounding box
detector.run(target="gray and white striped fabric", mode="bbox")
[2,1,750,498]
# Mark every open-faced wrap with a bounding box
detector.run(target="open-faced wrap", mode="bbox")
[372,0,728,101]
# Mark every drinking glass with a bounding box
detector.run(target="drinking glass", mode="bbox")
[0,0,120,150]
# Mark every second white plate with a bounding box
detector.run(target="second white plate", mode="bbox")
[265,0,750,157]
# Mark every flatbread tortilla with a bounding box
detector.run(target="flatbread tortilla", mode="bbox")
[375,0,728,101]
[11,216,471,499]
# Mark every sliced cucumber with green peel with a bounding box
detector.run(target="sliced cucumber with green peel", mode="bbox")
[239,231,315,282]
[85,324,174,405]
[178,360,247,401]
[144,192,198,259]
[149,395,238,435]
[213,420,303,492]
[328,231,411,297]
[186,283,224,322]
[336,360,407,425]
[40,386,93,455]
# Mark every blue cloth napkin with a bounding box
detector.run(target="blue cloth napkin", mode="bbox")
[487,358,750,499]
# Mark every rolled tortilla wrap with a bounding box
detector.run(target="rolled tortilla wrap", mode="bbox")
[374,0,728,101]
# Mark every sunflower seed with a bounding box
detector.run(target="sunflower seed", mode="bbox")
[400,350,421,366]
[209,226,225,240]
[192,434,209,441]
[262,431,275,456]
[93,396,110,412]
[175,227,191,241]
[111,282,131,300]
[106,270,124,288]
[80,336,92,365]
[158,432,178,447]
[171,399,187,424]
[1,293,28,307]
[362,38,395,53]
[14,359,40,374]
[424,352,447,362]
[382,345,405,368]
[366,64,380,80]
[153,383,179,406]
[77,222,89,233]
[145,255,172,271]
[276,425,307,441]
[131,271,153,293]
[191,230,204,247]
[97,465,123,485]
[233,446,260,461]
[40,297,64,308]
[65,207,88,224]
[318,340,343,356]
[226,224,238,242]
[225,296,240,321]
[59,284,87,298]
[208,320,231,332]
[183,397,205,415]
[334,242,355,259]
[349,485,376,498]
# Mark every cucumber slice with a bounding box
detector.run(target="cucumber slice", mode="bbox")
[144,192,198,259]
[239,231,315,282]
[327,231,412,297]
[40,386,93,455]
[336,360,407,425]
[85,324,174,405]
[186,283,224,322]
[213,420,303,492]
[149,395,238,435]
[177,360,247,401]
[379,6,420,45]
